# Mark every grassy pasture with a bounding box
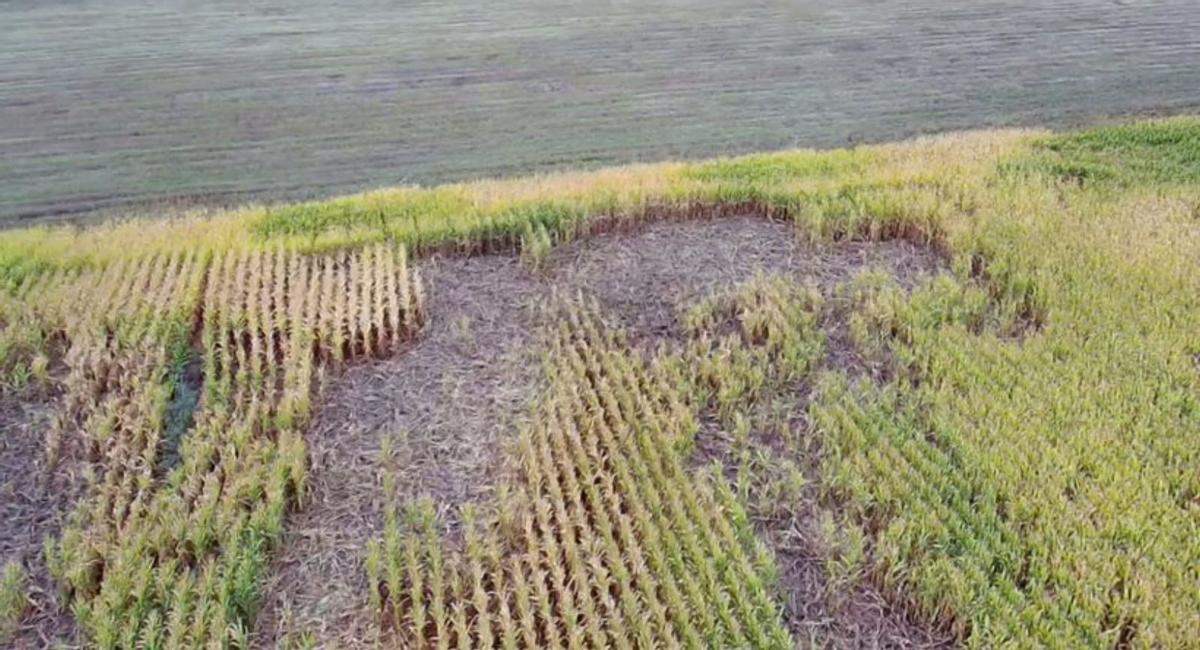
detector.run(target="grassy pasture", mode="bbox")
[0,118,1199,647]
[3,0,1200,224]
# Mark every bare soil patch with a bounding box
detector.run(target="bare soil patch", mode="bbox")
[548,215,935,343]
[0,390,84,649]
[253,254,546,646]
[254,216,949,648]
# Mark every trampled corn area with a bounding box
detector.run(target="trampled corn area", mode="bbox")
[1,119,1200,648]
[2,245,425,646]
[369,302,796,648]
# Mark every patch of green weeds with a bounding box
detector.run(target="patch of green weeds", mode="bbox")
[1002,117,1200,187]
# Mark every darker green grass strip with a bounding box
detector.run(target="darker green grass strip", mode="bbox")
[1002,118,1200,187]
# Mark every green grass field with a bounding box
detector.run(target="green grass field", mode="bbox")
[1,118,1199,648]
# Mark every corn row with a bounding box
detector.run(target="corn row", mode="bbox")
[368,300,792,648]
[43,244,424,648]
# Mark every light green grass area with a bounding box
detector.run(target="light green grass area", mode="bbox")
[0,561,26,643]
[1,117,1199,648]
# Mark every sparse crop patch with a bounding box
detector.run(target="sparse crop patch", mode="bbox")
[365,302,794,648]
[0,560,27,643]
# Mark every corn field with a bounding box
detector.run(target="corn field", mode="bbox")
[1,118,1199,648]
[6,245,425,647]
[366,292,824,649]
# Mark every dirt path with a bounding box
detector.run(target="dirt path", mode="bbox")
[253,217,950,648]
[3,0,1200,223]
